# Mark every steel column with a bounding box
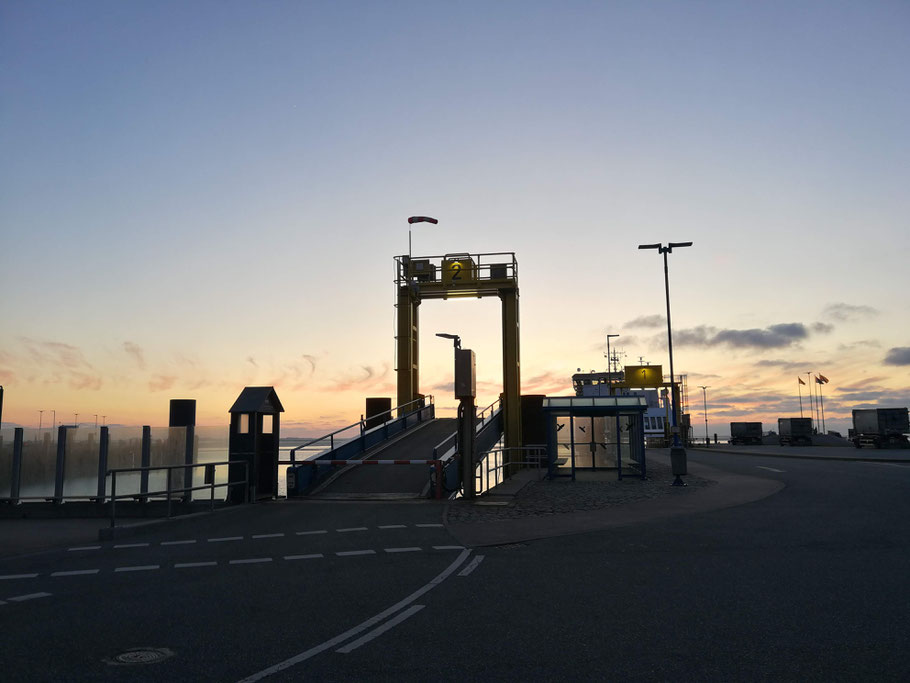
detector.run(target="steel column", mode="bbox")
[396,286,419,409]
[500,287,522,461]
[96,426,109,502]
[53,425,66,503]
[140,426,151,502]
[11,427,23,503]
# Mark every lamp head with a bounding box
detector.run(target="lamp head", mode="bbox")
[408,216,438,225]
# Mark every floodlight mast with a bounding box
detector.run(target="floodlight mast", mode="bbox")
[638,240,692,484]
[435,333,461,350]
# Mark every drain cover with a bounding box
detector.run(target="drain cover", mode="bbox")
[106,647,174,665]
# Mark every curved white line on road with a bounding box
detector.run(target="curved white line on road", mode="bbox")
[335,605,425,654]
[237,548,472,682]
[458,555,485,577]
[8,592,52,602]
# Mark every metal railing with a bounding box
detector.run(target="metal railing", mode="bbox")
[285,396,434,464]
[394,251,519,288]
[476,398,502,432]
[475,446,547,495]
[108,460,248,528]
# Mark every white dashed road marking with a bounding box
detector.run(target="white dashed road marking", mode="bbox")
[384,547,422,554]
[296,530,328,536]
[52,569,100,577]
[337,527,368,533]
[337,550,376,557]
[378,524,406,529]
[230,558,273,565]
[8,592,52,602]
[208,536,243,543]
[416,524,443,528]
[114,565,159,573]
[252,533,285,539]
[433,546,465,551]
[68,546,101,552]
[458,555,485,577]
[756,466,785,473]
[175,562,217,569]
[161,540,197,546]
[284,554,323,561]
[0,574,38,581]
[114,543,149,549]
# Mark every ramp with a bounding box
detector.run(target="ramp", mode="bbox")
[312,418,456,497]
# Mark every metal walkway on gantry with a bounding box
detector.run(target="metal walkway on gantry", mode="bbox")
[310,418,457,498]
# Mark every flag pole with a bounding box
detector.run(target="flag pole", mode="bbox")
[814,377,821,432]
[806,372,814,431]
[798,377,803,417]
[819,380,826,434]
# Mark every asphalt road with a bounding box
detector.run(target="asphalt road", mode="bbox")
[1,450,908,681]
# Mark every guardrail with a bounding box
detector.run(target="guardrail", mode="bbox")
[107,460,249,528]
[475,445,547,495]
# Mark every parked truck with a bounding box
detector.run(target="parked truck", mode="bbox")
[730,422,763,445]
[851,408,909,449]
[778,417,813,446]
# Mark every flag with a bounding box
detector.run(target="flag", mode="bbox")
[818,374,829,383]
[815,376,824,384]
[798,377,805,385]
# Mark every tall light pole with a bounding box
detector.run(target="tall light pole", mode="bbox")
[639,241,692,485]
[606,334,619,395]
[39,410,44,431]
[698,385,710,446]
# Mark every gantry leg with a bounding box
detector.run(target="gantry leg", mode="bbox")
[396,285,420,410]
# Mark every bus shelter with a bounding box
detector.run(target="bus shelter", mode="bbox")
[542,396,648,480]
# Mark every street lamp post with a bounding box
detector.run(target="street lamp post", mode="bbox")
[639,241,692,485]
[606,334,619,395]
[698,385,710,446]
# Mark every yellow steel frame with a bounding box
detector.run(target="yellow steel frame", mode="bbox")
[395,253,521,455]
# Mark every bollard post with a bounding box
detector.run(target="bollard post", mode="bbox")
[11,428,23,504]
[96,426,109,503]
[139,426,150,503]
[53,425,67,504]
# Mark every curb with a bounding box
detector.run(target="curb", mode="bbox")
[688,446,910,464]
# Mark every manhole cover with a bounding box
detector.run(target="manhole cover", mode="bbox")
[105,647,174,666]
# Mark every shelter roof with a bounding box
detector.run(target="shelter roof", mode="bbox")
[228,386,284,414]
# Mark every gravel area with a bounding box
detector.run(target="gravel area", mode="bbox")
[446,459,715,524]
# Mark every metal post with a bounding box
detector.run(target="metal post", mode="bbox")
[459,397,476,498]
[110,472,117,528]
[166,468,172,518]
[699,386,709,446]
[11,427,23,504]
[140,426,151,503]
[616,415,622,481]
[54,425,67,503]
[96,426,109,502]
[182,425,194,504]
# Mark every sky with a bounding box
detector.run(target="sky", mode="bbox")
[1,0,908,437]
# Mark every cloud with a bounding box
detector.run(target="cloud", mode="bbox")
[302,355,317,374]
[884,347,910,366]
[624,314,665,329]
[837,340,881,352]
[811,322,834,334]
[149,375,177,392]
[823,303,878,322]
[754,359,822,373]
[122,341,145,369]
[329,364,389,391]
[667,323,811,350]
[246,356,258,368]
[19,337,92,369]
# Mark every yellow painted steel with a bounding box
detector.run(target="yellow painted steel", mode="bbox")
[622,365,663,388]
[442,257,477,286]
[396,286,420,408]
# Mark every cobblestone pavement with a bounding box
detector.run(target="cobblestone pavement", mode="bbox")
[446,459,716,524]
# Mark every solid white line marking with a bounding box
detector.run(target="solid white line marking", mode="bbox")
[296,530,328,536]
[252,533,285,539]
[284,554,323,561]
[237,549,471,682]
[0,574,38,581]
[433,545,464,551]
[337,527,368,533]
[336,550,375,557]
[416,523,443,528]
[458,555,485,577]
[114,565,159,573]
[161,539,197,546]
[209,536,243,543]
[0,600,6,605]
[336,604,426,654]
[114,543,150,549]
[378,524,406,529]
[230,558,273,565]
[756,466,785,473]
[384,547,422,554]
[52,569,100,577]
[175,561,217,568]
[863,462,910,468]
[8,592,52,602]
[68,545,101,552]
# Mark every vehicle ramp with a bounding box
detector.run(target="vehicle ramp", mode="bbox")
[312,418,456,498]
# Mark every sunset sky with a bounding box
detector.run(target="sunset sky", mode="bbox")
[2,1,908,437]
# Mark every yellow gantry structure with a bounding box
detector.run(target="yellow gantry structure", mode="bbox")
[395,252,522,454]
